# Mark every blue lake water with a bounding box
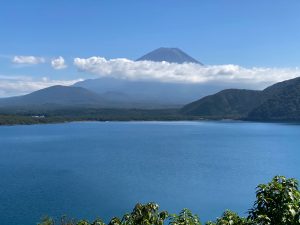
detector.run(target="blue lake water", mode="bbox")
[0,121,300,225]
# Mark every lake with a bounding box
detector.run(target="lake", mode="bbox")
[0,121,299,225]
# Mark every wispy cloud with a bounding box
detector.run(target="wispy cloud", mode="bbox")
[51,56,67,70]
[0,75,83,97]
[73,57,300,88]
[12,56,46,65]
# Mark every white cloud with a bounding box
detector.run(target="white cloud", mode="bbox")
[51,56,67,70]
[0,75,83,97]
[73,57,300,88]
[12,56,46,65]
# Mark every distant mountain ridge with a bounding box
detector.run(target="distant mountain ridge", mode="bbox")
[0,85,105,108]
[136,47,202,64]
[181,76,300,121]
[1,76,300,121]
[248,77,300,121]
[181,89,262,118]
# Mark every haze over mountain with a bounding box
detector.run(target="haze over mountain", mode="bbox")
[136,47,203,64]
[73,47,217,107]
[73,77,231,107]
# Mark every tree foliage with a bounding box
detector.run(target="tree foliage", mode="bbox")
[248,175,300,225]
[109,202,168,225]
[169,208,201,225]
[205,210,250,225]
[38,216,54,225]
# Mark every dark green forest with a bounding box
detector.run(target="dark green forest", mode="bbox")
[38,176,300,225]
[0,108,202,126]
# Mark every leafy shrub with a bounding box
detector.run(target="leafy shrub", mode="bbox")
[169,208,201,225]
[109,202,168,225]
[38,216,54,225]
[206,210,250,225]
[248,175,300,225]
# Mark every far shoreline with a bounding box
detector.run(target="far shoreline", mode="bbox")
[1,117,299,127]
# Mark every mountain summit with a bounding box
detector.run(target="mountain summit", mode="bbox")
[136,47,202,64]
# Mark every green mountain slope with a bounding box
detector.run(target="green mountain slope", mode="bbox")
[248,77,300,121]
[181,89,262,119]
[181,77,300,121]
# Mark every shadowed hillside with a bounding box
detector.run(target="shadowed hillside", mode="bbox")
[181,76,300,121]
[181,89,262,118]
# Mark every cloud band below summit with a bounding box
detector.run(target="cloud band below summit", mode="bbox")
[73,57,300,87]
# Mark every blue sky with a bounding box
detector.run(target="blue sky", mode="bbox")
[1,0,300,96]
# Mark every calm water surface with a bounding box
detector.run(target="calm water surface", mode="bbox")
[0,121,299,225]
